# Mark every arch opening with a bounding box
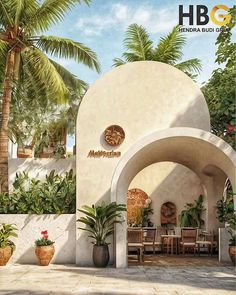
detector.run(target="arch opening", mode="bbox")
[111,128,236,267]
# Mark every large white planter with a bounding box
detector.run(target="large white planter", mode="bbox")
[0,214,76,264]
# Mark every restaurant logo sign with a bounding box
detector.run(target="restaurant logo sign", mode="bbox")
[87,150,121,158]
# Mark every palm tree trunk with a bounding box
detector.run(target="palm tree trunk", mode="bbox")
[0,50,15,192]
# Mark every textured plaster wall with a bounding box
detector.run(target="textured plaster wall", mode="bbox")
[9,158,75,190]
[76,61,211,266]
[129,162,206,227]
[0,214,76,264]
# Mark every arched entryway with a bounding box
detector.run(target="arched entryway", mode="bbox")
[111,127,236,267]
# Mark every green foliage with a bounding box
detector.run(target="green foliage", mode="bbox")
[77,202,126,246]
[202,6,236,149]
[179,195,205,228]
[140,207,154,227]
[113,24,202,79]
[35,238,55,246]
[35,230,54,246]
[0,169,76,214]
[216,194,234,223]
[0,223,18,251]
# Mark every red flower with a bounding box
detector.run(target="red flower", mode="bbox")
[227,124,235,133]
[43,235,49,239]
[41,230,48,235]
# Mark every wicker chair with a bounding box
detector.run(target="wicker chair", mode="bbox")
[155,226,167,253]
[143,228,156,254]
[127,228,144,262]
[196,230,214,256]
[180,228,197,255]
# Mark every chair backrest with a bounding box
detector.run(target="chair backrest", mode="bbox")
[143,228,156,242]
[181,228,197,243]
[127,229,143,243]
[156,226,167,242]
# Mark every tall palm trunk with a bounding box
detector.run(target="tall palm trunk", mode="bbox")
[0,50,15,192]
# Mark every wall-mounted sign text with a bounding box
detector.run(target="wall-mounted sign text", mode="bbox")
[88,150,121,158]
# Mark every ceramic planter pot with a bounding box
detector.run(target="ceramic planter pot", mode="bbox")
[0,246,12,266]
[229,246,236,265]
[35,245,55,266]
[93,245,109,267]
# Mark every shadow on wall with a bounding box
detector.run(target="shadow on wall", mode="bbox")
[15,214,76,264]
[145,163,206,227]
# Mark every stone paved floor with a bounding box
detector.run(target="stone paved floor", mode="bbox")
[0,263,235,295]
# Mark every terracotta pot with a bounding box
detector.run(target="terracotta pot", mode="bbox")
[0,246,12,266]
[93,245,109,267]
[35,245,55,266]
[229,246,236,265]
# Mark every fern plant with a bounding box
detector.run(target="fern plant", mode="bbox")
[179,195,205,228]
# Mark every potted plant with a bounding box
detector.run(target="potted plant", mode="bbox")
[0,223,18,266]
[77,202,126,267]
[216,192,236,265]
[35,230,55,266]
[179,195,205,228]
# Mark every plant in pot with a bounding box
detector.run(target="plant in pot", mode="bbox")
[0,223,18,266]
[179,195,205,228]
[216,192,236,264]
[225,212,236,265]
[35,230,55,266]
[77,202,126,267]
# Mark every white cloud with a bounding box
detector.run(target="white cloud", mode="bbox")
[75,3,179,36]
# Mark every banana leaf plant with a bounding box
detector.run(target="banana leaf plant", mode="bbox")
[179,195,205,228]
[0,223,18,251]
[77,202,126,246]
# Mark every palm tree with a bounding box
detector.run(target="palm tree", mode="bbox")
[113,24,202,78]
[0,0,100,192]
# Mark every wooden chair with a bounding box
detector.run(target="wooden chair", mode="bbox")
[180,228,197,255]
[143,228,156,254]
[155,226,167,253]
[127,228,144,262]
[196,230,214,256]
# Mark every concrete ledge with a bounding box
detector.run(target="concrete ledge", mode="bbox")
[219,228,231,262]
[0,214,76,264]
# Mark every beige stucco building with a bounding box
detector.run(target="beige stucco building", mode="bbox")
[76,61,236,267]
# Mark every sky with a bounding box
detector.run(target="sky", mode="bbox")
[46,0,235,150]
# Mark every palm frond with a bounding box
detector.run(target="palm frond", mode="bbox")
[14,0,38,26]
[36,35,100,72]
[175,58,202,75]
[21,48,69,102]
[112,58,126,67]
[123,23,153,61]
[49,59,88,94]
[0,0,14,27]
[27,0,91,33]
[154,25,186,64]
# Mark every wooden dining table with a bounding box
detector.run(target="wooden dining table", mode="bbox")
[161,234,181,255]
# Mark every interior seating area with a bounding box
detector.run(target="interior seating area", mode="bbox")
[127,227,217,263]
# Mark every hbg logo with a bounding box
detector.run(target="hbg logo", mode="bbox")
[179,5,231,26]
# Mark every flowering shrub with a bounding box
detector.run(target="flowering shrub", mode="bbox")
[35,230,54,246]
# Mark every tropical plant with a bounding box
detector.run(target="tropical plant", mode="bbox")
[77,202,126,246]
[113,24,202,79]
[0,0,100,192]
[0,223,18,251]
[35,230,54,247]
[216,194,234,223]
[179,195,205,228]
[202,6,236,149]
[0,169,76,214]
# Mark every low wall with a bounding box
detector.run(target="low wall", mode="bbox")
[9,158,76,190]
[219,228,231,263]
[0,214,76,264]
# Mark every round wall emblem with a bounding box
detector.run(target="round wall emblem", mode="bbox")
[104,125,125,146]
